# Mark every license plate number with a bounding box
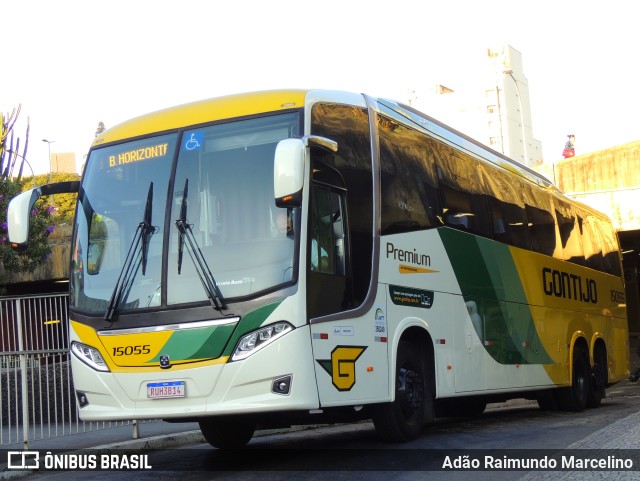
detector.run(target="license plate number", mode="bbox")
[147,381,185,399]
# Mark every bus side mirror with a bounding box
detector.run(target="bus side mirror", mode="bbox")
[8,181,80,249]
[274,136,338,208]
[274,138,305,207]
[8,189,42,248]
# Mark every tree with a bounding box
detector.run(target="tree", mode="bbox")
[0,106,55,289]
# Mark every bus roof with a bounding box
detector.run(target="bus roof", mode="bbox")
[92,89,308,147]
[91,89,607,220]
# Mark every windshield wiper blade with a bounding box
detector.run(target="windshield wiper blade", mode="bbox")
[141,182,155,275]
[104,182,157,321]
[177,179,188,275]
[175,178,226,311]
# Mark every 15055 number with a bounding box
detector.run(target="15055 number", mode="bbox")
[112,345,151,356]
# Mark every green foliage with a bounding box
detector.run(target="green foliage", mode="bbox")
[25,172,80,224]
[0,178,55,276]
[0,105,57,287]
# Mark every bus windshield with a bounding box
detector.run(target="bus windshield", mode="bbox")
[71,112,301,315]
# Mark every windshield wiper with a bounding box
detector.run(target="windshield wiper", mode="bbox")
[104,183,157,321]
[175,179,226,311]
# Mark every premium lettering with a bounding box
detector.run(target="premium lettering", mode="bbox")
[542,267,597,304]
[386,242,431,266]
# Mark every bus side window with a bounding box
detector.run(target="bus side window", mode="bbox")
[599,219,622,276]
[583,216,606,272]
[310,184,347,275]
[524,189,556,257]
[437,150,491,238]
[378,114,441,235]
[479,163,530,249]
[555,200,585,266]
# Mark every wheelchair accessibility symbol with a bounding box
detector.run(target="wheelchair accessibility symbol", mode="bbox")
[183,132,203,152]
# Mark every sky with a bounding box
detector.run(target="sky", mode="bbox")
[3,0,640,176]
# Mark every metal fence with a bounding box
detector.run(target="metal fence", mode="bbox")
[0,293,145,448]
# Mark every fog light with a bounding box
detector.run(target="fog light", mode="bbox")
[272,375,292,395]
[76,391,89,408]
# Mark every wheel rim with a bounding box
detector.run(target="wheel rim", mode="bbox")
[398,366,424,418]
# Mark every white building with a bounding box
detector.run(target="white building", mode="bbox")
[411,44,543,169]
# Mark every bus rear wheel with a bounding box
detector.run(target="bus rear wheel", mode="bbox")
[586,344,607,408]
[199,417,255,449]
[556,345,589,412]
[372,341,427,442]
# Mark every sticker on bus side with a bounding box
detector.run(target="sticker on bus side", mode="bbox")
[389,285,434,309]
[316,346,367,391]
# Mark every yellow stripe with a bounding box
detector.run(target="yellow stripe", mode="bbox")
[93,90,308,145]
[509,248,628,383]
[70,320,229,373]
[399,264,439,274]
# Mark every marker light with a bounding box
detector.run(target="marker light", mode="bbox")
[70,341,110,372]
[231,322,293,361]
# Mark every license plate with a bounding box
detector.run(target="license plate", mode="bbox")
[147,381,185,399]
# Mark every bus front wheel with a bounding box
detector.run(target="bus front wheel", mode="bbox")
[199,417,255,449]
[372,341,427,442]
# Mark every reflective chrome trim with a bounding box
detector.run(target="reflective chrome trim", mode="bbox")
[98,317,240,336]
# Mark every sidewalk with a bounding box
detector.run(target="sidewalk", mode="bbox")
[2,381,640,479]
[1,420,203,453]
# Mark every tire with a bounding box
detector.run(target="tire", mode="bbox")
[199,417,255,449]
[372,341,428,442]
[556,345,589,412]
[586,344,607,408]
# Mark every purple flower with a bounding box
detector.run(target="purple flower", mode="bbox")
[0,222,7,231]
[31,209,38,216]
[47,205,55,214]
[47,225,55,234]
[0,236,6,244]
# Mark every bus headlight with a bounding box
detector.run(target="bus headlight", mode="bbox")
[231,322,293,361]
[71,341,110,372]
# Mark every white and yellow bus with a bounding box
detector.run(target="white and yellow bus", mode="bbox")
[8,90,629,448]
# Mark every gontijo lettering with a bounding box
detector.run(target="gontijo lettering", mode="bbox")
[542,267,597,304]
[109,143,168,167]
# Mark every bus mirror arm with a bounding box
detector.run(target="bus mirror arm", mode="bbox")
[7,181,80,248]
[305,135,338,153]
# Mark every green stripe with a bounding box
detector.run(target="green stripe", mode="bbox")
[438,228,552,364]
[147,324,235,363]
[147,300,284,363]
[221,300,284,357]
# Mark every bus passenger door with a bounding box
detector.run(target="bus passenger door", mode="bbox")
[307,182,389,405]
[310,292,389,406]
